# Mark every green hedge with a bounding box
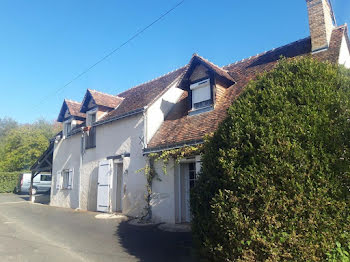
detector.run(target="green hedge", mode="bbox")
[191,58,350,261]
[0,172,20,193]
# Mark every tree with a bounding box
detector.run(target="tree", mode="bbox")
[0,117,18,140]
[191,58,350,261]
[0,119,61,172]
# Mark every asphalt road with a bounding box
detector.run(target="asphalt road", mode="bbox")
[0,194,194,262]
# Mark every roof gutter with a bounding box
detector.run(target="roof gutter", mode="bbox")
[143,139,204,155]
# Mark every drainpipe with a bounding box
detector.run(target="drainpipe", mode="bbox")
[78,129,85,210]
[143,106,148,149]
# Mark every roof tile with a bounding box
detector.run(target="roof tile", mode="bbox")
[148,26,347,149]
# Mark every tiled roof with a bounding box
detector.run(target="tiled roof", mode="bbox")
[147,26,347,150]
[65,100,86,119]
[57,99,85,122]
[88,89,124,109]
[176,54,235,89]
[100,67,186,120]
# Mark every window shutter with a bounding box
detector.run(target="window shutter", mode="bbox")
[192,85,211,104]
[56,171,62,190]
[68,168,74,189]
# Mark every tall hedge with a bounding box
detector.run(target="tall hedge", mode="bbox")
[0,172,20,193]
[191,58,350,261]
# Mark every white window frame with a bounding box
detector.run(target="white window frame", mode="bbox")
[57,169,73,190]
[86,108,97,126]
[63,120,72,137]
[190,78,212,110]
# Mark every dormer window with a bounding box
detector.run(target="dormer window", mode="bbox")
[190,78,212,110]
[85,110,97,149]
[86,110,96,126]
[63,120,72,137]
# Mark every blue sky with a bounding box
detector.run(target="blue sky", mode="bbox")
[0,0,349,123]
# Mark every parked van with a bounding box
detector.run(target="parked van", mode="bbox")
[16,173,52,195]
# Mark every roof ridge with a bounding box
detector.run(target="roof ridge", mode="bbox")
[117,66,187,96]
[334,24,347,30]
[223,36,311,69]
[64,99,81,104]
[88,89,123,99]
[194,54,229,72]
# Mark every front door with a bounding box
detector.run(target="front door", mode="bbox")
[97,160,111,212]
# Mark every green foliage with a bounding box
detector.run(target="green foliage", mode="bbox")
[0,119,60,172]
[139,145,203,221]
[0,117,18,141]
[191,57,350,262]
[150,145,203,175]
[327,241,350,262]
[0,172,20,193]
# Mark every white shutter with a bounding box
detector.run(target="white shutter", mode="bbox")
[97,160,111,212]
[56,171,62,190]
[68,168,74,189]
[192,85,211,104]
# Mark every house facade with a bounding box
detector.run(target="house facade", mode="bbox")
[50,0,350,223]
[51,72,185,217]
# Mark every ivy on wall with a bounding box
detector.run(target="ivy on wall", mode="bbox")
[138,144,204,222]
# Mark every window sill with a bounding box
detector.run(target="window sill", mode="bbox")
[188,105,213,116]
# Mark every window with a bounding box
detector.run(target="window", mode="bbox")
[189,162,197,189]
[63,121,72,137]
[85,111,97,149]
[40,174,51,181]
[87,112,96,126]
[57,169,73,190]
[190,79,212,110]
[62,170,70,189]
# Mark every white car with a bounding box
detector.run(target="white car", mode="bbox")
[16,173,52,195]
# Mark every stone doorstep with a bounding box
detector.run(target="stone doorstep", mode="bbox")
[95,213,129,220]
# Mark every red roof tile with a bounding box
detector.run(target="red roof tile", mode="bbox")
[57,99,85,122]
[101,67,186,120]
[147,26,347,150]
[80,89,124,113]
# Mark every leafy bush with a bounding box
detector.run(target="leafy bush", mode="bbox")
[0,172,20,193]
[326,241,350,262]
[191,58,350,261]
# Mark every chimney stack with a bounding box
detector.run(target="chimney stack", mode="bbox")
[306,0,335,52]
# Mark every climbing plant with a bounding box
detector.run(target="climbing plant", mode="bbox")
[139,144,204,221]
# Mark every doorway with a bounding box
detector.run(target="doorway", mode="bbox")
[178,161,196,223]
[112,163,123,213]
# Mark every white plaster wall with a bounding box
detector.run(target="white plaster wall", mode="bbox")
[151,155,202,224]
[146,82,183,144]
[51,134,81,209]
[151,159,176,223]
[339,35,350,68]
[79,113,148,217]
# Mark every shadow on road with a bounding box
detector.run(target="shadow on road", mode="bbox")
[115,220,196,262]
[19,195,30,201]
[18,194,50,205]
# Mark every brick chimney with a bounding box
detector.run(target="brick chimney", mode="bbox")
[306,0,335,52]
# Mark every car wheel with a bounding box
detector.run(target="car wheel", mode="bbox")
[31,187,37,195]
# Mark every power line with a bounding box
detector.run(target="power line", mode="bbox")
[34,0,185,111]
